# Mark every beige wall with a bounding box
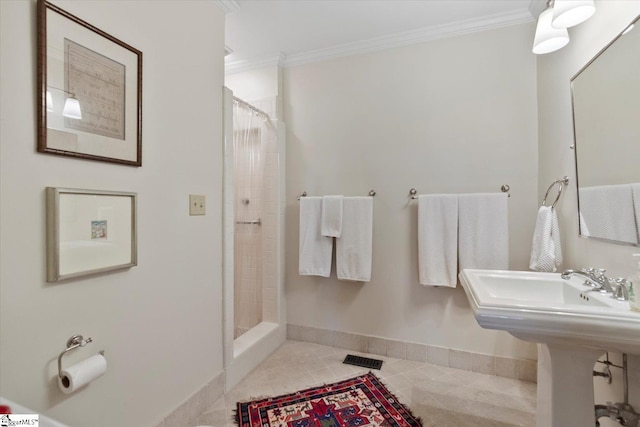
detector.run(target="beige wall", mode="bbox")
[537,0,640,417]
[283,23,539,360]
[226,66,279,101]
[226,65,284,120]
[0,1,225,425]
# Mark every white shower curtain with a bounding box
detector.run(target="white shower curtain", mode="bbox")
[233,101,265,338]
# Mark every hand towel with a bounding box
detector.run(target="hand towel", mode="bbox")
[458,193,509,271]
[336,197,373,282]
[299,197,333,277]
[321,195,343,237]
[418,194,458,287]
[632,183,640,242]
[529,206,562,272]
[578,185,638,244]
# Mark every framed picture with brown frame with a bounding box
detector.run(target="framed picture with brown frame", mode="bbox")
[37,0,143,166]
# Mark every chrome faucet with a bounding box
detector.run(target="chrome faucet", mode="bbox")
[561,268,614,293]
[612,278,631,301]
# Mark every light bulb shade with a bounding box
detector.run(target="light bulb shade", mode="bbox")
[46,90,54,112]
[533,8,570,54]
[62,96,82,119]
[551,0,596,29]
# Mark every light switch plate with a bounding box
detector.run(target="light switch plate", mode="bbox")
[189,194,206,215]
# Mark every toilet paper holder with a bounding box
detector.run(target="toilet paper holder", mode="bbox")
[57,334,104,379]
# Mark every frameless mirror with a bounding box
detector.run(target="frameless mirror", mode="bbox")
[571,14,640,246]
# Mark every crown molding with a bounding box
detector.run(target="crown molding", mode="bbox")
[225,8,535,74]
[215,0,241,15]
[282,9,534,68]
[225,53,286,75]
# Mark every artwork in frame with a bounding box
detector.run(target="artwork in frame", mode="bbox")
[46,187,137,282]
[37,0,143,166]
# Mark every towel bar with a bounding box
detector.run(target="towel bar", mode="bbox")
[236,219,261,225]
[542,176,570,208]
[409,185,511,199]
[297,190,376,200]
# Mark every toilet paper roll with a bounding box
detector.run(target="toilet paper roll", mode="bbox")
[57,354,107,394]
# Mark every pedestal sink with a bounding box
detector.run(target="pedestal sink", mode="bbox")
[459,269,640,427]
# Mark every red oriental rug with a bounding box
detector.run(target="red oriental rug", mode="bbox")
[236,372,423,427]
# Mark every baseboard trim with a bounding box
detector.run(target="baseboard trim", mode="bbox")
[286,323,537,383]
[154,370,225,427]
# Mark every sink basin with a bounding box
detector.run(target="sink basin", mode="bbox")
[459,269,640,427]
[459,269,640,354]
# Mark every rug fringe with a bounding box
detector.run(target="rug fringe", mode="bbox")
[365,371,424,427]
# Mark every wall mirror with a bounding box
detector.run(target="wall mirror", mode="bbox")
[571,14,640,246]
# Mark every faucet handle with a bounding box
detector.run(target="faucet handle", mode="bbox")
[589,268,604,276]
[561,269,575,279]
[612,278,630,301]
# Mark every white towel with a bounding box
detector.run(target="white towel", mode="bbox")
[458,193,509,270]
[418,194,458,287]
[632,183,640,243]
[336,197,373,282]
[578,185,638,244]
[321,195,343,237]
[299,197,333,277]
[529,206,562,272]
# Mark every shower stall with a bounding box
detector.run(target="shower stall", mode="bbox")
[222,87,286,390]
[232,99,265,338]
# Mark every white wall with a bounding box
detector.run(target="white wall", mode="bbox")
[0,1,225,425]
[226,66,279,101]
[226,65,283,120]
[283,23,539,360]
[536,0,640,419]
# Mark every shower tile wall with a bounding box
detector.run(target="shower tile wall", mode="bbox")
[233,110,281,337]
[234,132,263,338]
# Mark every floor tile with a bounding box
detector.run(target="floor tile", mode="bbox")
[195,340,536,427]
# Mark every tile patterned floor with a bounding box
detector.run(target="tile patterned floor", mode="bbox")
[196,340,537,427]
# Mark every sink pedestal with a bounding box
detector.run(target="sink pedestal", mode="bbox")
[459,270,640,427]
[536,343,603,427]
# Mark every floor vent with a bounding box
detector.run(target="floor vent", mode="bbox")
[343,354,383,370]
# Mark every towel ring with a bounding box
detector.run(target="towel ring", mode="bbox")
[542,177,569,209]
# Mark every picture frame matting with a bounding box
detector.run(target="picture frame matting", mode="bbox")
[46,187,138,282]
[37,0,143,166]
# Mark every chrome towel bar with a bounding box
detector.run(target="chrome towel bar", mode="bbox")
[236,219,262,225]
[409,185,511,199]
[297,190,376,200]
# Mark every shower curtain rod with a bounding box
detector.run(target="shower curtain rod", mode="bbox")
[233,96,271,120]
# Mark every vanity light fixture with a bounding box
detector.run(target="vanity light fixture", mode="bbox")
[48,87,83,120]
[62,95,82,120]
[533,3,570,54]
[532,0,596,55]
[551,0,596,29]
